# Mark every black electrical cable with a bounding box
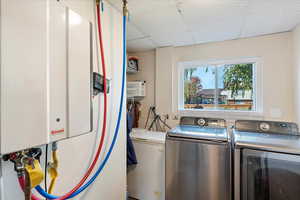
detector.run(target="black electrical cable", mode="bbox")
[144,107,152,129]
[44,144,48,200]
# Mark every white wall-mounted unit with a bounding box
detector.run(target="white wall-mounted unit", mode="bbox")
[0,0,92,154]
[127,81,146,98]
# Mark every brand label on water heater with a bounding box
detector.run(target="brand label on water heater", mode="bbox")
[51,129,65,135]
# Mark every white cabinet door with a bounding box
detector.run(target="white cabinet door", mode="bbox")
[1,0,48,154]
[49,2,68,142]
[67,9,92,138]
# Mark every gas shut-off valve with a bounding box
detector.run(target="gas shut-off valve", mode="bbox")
[3,148,45,188]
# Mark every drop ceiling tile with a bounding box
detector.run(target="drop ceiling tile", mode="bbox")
[127,38,156,52]
[128,1,192,47]
[241,0,282,37]
[108,0,300,52]
[173,31,197,47]
[241,0,300,37]
[182,0,248,44]
[127,22,145,41]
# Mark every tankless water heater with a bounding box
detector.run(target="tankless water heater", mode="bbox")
[0,0,93,154]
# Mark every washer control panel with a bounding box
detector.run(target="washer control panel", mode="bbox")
[197,118,206,126]
[180,117,226,128]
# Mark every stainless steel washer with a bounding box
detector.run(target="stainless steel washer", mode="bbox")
[234,120,300,200]
[165,117,231,200]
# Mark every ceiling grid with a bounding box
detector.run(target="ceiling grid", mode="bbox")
[108,0,300,52]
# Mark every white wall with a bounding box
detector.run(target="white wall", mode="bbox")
[155,47,176,126]
[0,1,126,200]
[128,51,156,128]
[128,33,296,129]
[293,25,300,125]
[156,33,295,126]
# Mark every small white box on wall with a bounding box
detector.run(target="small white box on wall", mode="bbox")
[127,81,146,98]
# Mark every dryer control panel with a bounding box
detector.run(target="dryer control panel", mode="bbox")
[235,120,299,135]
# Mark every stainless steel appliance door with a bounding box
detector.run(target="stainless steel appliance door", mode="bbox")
[166,137,231,200]
[241,149,300,200]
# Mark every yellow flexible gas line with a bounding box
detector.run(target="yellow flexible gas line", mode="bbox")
[48,142,58,194]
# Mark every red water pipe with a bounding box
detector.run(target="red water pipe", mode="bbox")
[18,176,39,200]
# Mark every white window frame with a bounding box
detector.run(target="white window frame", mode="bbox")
[177,57,263,118]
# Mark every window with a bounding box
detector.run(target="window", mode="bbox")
[179,59,259,112]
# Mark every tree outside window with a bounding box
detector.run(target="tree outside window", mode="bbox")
[183,62,255,111]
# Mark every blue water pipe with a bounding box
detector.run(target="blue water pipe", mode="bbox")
[35,14,127,199]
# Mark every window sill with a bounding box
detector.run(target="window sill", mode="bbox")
[178,108,264,120]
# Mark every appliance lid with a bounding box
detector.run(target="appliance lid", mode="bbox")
[168,125,228,142]
[130,128,166,144]
[234,130,300,154]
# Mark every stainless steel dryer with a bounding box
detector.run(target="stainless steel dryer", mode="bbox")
[166,117,231,200]
[234,120,300,200]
